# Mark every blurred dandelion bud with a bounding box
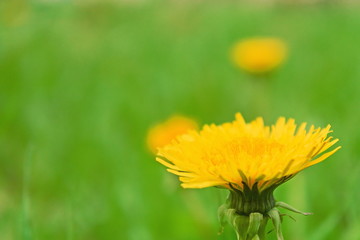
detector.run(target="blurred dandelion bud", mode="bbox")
[155,113,340,239]
[232,38,287,75]
[147,115,198,154]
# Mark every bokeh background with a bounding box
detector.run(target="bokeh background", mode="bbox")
[1,0,360,239]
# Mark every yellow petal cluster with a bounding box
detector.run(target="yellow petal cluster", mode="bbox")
[156,113,340,191]
[147,115,198,154]
[232,38,287,74]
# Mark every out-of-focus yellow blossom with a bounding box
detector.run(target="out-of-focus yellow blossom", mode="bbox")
[147,115,198,154]
[232,38,287,74]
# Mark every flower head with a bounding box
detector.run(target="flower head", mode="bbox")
[147,115,198,154]
[232,38,287,74]
[156,113,340,192]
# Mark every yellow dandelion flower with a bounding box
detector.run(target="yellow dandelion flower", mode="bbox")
[155,113,340,240]
[232,38,287,74]
[147,115,198,154]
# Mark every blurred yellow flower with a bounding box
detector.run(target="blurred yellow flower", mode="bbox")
[156,113,339,191]
[232,38,287,74]
[147,115,198,154]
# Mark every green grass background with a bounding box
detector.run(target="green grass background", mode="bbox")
[1,1,360,239]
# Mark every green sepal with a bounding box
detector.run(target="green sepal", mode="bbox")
[275,201,313,216]
[267,208,284,240]
[279,213,296,222]
[218,205,269,240]
[218,205,247,238]
[247,212,263,239]
[218,204,228,234]
[232,212,249,239]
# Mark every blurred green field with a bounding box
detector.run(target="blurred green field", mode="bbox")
[1,1,360,239]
